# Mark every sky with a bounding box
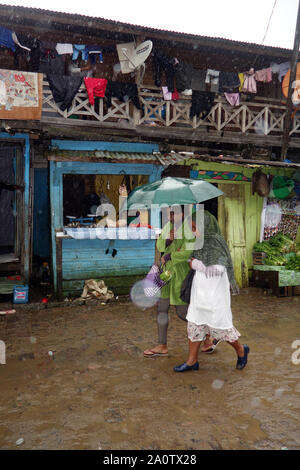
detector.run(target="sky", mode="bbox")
[0,0,299,49]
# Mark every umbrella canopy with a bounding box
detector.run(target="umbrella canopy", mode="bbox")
[127,177,223,209]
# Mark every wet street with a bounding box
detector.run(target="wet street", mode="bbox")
[0,287,300,450]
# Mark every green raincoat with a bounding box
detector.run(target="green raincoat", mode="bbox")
[156,218,195,305]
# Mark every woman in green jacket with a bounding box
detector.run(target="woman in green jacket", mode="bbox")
[143,206,195,357]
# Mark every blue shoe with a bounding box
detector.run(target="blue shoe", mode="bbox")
[236,345,250,370]
[173,362,199,372]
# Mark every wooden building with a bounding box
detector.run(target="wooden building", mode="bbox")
[0,5,299,297]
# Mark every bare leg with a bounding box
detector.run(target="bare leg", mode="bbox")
[202,334,213,351]
[186,339,202,366]
[227,340,244,357]
[144,298,169,356]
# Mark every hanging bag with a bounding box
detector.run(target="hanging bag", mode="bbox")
[180,269,195,303]
[143,264,172,298]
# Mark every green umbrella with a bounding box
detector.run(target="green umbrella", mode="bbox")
[127,177,223,209]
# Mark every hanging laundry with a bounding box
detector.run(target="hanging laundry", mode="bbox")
[153,50,176,92]
[105,81,141,109]
[174,61,193,92]
[205,69,220,92]
[162,86,172,100]
[12,32,31,51]
[0,81,7,106]
[83,46,103,65]
[47,74,83,111]
[72,45,86,61]
[242,68,257,94]
[0,26,15,52]
[39,51,65,75]
[238,73,245,92]
[191,69,207,91]
[84,77,108,105]
[56,43,73,55]
[172,89,179,100]
[218,72,240,93]
[190,91,215,119]
[162,86,179,100]
[270,62,290,81]
[224,93,240,106]
[12,33,42,72]
[255,67,272,83]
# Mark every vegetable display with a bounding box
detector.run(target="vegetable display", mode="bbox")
[253,233,300,270]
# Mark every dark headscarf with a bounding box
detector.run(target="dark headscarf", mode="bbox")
[192,211,238,292]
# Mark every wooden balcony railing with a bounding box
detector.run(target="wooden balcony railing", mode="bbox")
[42,80,300,138]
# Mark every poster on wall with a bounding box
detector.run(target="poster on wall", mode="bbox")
[0,69,43,120]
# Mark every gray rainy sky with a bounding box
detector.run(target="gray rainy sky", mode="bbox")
[0,0,299,49]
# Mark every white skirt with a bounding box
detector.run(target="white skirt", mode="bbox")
[186,268,240,343]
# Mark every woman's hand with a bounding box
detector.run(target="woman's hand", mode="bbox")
[189,257,195,269]
[119,184,128,197]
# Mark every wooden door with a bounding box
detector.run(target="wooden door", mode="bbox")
[218,183,248,287]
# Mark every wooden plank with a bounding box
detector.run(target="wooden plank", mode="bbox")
[56,235,63,300]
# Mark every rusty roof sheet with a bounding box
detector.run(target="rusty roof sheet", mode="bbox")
[46,149,191,166]
[0,4,292,54]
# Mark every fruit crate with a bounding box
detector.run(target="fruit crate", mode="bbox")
[253,266,300,297]
[252,252,266,265]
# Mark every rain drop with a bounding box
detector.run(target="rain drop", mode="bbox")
[251,397,261,407]
[212,379,224,390]
[274,388,285,399]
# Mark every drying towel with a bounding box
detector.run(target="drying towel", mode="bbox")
[218,72,240,93]
[255,67,272,83]
[105,81,141,109]
[242,68,257,94]
[0,26,15,52]
[47,74,83,111]
[56,43,73,55]
[190,91,215,119]
[84,77,108,105]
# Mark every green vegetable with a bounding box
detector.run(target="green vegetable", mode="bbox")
[160,269,172,282]
[285,256,300,271]
[268,233,294,253]
[263,254,286,266]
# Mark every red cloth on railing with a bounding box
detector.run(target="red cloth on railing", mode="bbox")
[84,78,108,105]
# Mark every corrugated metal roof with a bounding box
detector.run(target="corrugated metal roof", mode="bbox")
[46,149,190,165]
[0,4,292,54]
[46,148,300,168]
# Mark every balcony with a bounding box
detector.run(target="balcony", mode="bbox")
[42,79,300,147]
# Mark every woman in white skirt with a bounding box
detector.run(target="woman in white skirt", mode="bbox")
[174,211,249,372]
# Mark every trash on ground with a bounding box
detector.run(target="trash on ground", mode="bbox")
[78,279,114,301]
[0,309,16,315]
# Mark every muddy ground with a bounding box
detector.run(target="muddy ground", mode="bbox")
[0,287,300,450]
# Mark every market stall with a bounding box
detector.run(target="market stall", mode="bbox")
[48,141,164,299]
[252,172,300,296]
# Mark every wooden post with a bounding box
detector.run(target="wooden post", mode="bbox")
[281,0,300,160]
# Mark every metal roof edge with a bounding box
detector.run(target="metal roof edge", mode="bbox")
[0,4,293,55]
[166,152,300,169]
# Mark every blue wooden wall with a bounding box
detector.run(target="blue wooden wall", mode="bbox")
[33,168,50,258]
